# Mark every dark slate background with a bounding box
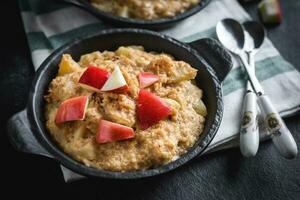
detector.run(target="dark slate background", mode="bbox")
[2,0,300,199]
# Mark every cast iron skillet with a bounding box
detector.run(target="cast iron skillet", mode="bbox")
[57,0,211,30]
[8,29,232,179]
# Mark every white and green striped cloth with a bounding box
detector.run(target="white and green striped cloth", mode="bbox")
[19,0,300,182]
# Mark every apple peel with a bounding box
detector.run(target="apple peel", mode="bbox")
[101,65,128,92]
[55,96,89,124]
[138,72,159,88]
[79,66,110,92]
[137,89,171,130]
[96,120,135,144]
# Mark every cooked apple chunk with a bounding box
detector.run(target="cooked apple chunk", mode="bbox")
[147,55,197,84]
[193,99,207,117]
[102,93,136,127]
[58,54,82,76]
[169,61,197,83]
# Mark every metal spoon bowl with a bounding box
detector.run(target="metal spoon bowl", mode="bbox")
[243,21,266,53]
[216,18,245,55]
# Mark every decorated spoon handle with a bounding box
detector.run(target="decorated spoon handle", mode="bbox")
[240,91,259,157]
[258,95,298,159]
[239,52,259,157]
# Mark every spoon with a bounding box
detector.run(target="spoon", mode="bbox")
[237,21,266,157]
[215,19,260,157]
[216,18,298,159]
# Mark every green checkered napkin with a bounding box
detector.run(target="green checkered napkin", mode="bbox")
[18,0,300,182]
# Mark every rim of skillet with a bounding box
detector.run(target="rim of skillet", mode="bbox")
[27,28,223,179]
[78,0,211,26]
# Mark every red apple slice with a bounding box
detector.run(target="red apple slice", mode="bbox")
[138,72,159,88]
[96,120,135,144]
[79,66,110,92]
[137,89,171,130]
[55,96,89,124]
[101,65,128,92]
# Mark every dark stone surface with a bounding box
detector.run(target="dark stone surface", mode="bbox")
[2,0,300,199]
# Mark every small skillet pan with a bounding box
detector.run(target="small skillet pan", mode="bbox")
[57,0,211,30]
[8,29,232,179]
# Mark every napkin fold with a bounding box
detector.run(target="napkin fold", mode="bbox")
[16,0,300,182]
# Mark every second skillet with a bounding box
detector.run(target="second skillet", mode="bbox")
[57,0,211,30]
[8,29,232,179]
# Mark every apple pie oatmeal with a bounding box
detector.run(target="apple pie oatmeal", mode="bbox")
[45,46,207,172]
[90,0,201,20]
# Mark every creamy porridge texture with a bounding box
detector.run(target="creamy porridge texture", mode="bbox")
[45,46,207,172]
[90,0,201,20]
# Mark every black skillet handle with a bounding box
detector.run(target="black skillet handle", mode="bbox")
[188,38,233,82]
[7,110,86,181]
[7,109,53,158]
